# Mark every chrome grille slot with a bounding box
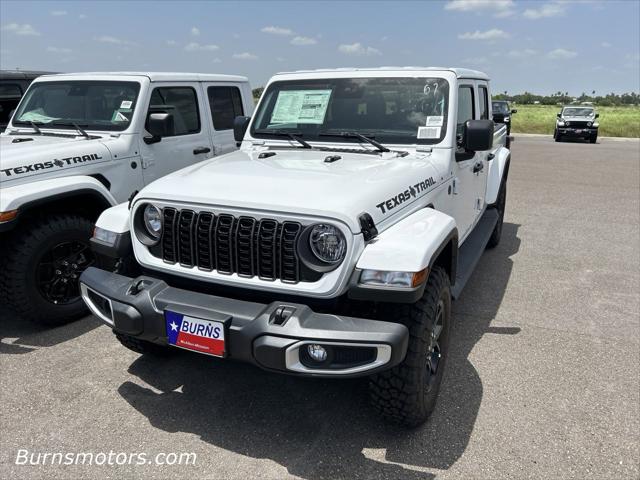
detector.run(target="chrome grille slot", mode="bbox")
[159,208,306,283]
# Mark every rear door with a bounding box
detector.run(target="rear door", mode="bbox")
[139,82,214,184]
[202,83,247,155]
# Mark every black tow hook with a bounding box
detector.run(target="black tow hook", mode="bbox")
[127,279,146,296]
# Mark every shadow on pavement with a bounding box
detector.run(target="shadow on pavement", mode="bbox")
[0,308,100,354]
[118,223,521,479]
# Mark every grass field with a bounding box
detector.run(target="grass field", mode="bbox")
[510,105,640,138]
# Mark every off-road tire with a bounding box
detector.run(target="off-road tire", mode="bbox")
[590,133,597,144]
[369,267,451,427]
[486,179,507,249]
[115,332,170,356]
[554,129,562,142]
[0,214,94,325]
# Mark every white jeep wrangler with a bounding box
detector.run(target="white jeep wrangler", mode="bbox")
[0,72,253,324]
[79,68,510,426]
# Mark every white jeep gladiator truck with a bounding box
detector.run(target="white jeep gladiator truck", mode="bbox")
[0,72,253,324]
[79,68,510,426]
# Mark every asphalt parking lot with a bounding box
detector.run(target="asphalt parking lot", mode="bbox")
[1,135,639,479]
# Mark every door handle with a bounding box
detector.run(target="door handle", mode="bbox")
[193,147,211,155]
[472,161,484,174]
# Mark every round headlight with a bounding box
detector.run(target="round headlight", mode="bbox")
[309,224,346,264]
[143,204,162,239]
[565,121,570,126]
[587,121,592,127]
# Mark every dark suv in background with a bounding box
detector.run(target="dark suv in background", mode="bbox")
[0,70,55,130]
[492,100,517,135]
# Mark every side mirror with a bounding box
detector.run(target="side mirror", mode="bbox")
[463,119,494,152]
[144,112,174,144]
[511,109,517,114]
[233,116,251,143]
[595,113,599,118]
[557,113,562,118]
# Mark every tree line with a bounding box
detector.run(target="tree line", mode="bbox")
[493,90,640,106]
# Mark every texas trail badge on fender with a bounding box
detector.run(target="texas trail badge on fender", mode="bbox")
[165,311,225,357]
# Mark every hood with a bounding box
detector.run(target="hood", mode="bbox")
[139,148,447,232]
[0,133,112,183]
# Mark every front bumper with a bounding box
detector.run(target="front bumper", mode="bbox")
[79,267,409,378]
[557,127,597,138]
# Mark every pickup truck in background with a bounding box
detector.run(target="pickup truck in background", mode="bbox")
[0,70,55,130]
[491,100,516,135]
[0,72,253,325]
[80,67,511,427]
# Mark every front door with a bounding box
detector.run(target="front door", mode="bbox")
[139,83,214,184]
[451,83,485,241]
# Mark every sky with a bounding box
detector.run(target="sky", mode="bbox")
[1,0,639,95]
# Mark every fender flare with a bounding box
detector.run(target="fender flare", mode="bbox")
[485,146,510,205]
[355,208,458,279]
[0,176,117,229]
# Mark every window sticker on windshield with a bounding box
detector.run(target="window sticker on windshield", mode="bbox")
[271,89,332,124]
[120,100,133,109]
[417,126,441,139]
[426,116,443,127]
[112,111,129,122]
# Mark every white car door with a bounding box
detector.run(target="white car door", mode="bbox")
[139,82,214,184]
[451,82,485,242]
[201,83,248,156]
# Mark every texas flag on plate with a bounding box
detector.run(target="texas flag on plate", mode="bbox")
[165,311,225,357]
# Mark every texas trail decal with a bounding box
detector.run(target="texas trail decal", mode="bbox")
[165,311,225,357]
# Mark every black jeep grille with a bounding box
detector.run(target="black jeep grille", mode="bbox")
[565,120,591,128]
[158,208,305,283]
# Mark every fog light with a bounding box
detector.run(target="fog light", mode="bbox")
[307,344,327,362]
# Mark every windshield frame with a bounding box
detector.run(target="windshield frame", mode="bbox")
[249,76,451,147]
[12,80,142,132]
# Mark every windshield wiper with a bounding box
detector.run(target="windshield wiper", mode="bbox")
[50,121,91,139]
[29,121,42,135]
[253,129,312,149]
[318,131,390,153]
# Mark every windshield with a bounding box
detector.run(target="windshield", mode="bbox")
[562,107,594,117]
[13,81,140,131]
[251,77,450,145]
[492,101,509,113]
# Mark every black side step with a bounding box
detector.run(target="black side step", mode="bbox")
[451,208,499,300]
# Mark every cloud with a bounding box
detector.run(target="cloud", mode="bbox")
[94,35,138,47]
[458,28,510,40]
[166,40,177,46]
[212,58,222,63]
[276,57,285,62]
[50,10,67,16]
[523,1,566,19]
[78,14,87,19]
[290,36,317,46]
[191,27,200,36]
[445,0,515,16]
[601,41,612,48]
[261,25,294,36]
[338,42,382,56]
[547,48,577,59]
[47,46,72,54]
[507,48,537,58]
[184,42,219,52]
[1,23,40,36]
[233,52,258,60]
